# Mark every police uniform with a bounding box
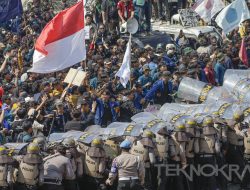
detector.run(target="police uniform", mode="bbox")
[16,143,44,190]
[168,122,187,190]
[0,146,14,190]
[83,138,107,190]
[196,117,219,190]
[106,139,145,190]
[213,116,228,190]
[225,112,245,187]
[130,130,156,190]
[43,145,75,190]
[62,138,83,190]
[155,128,168,190]
[185,119,199,190]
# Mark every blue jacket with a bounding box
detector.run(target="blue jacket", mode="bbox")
[214,62,226,86]
[134,92,145,110]
[145,80,173,101]
[94,99,119,125]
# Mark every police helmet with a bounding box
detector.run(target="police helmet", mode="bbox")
[62,138,76,148]
[91,138,103,147]
[212,111,220,118]
[174,122,186,132]
[120,139,132,149]
[0,146,7,155]
[186,118,197,128]
[33,136,46,149]
[27,143,40,154]
[233,111,244,122]
[202,116,214,126]
[142,129,154,138]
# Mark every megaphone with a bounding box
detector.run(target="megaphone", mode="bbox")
[120,18,139,34]
[120,22,128,33]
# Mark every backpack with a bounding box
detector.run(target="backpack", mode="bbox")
[16,132,29,143]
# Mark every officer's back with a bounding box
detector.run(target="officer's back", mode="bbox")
[43,145,75,190]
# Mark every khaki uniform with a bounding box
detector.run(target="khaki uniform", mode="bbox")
[130,138,156,168]
[109,152,145,185]
[244,132,250,155]
[16,154,43,187]
[103,140,119,160]
[84,147,106,178]
[169,132,187,166]
[0,155,13,188]
[43,153,75,185]
[155,133,168,163]
[130,138,156,189]
[83,146,106,189]
[196,126,219,190]
[227,124,244,146]
[168,133,187,190]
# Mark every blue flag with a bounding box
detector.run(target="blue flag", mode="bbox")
[0,0,23,23]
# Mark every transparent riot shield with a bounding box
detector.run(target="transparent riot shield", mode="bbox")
[5,143,29,155]
[223,69,250,92]
[177,77,213,103]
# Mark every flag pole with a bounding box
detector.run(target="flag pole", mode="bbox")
[129,33,132,90]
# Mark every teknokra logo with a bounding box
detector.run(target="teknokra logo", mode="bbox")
[0,0,10,13]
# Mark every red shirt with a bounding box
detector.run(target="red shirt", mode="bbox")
[117,0,134,20]
[204,67,216,85]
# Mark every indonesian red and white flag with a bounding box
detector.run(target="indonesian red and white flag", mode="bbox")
[239,38,249,67]
[29,1,86,73]
[192,0,225,23]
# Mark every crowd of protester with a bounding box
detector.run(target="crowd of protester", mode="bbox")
[0,0,249,144]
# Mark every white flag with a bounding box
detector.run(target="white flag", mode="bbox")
[192,0,225,22]
[215,0,250,34]
[115,35,131,88]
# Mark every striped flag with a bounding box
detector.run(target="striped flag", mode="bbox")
[29,1,86,73]
[239,38,249,67]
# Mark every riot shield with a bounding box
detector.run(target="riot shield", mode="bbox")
[48,133,65,142]
[78,132,101,144]
[5,143,28,155]
[105,122,143,137]
[131,112,158,124]
[84,125,102,134]
[177,77,213,103]
[223,69,250,92]
[205,86,236,103]
[63,131,86,140]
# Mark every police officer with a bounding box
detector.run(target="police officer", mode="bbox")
[61,138,83,190]
[0,146,14,190]
[155,128,169,190]
[43,144,75,190]
[84,138,107,190]
[213,113,228,190]
[106,139,145,190]
[185,118,199,190]
[196,116,219,190]
[242,128,250,188]
[168,122,187,190]
[130,129,156,190]
[33,137,47,157]
[226,111,245,186]
[16,143,44,190]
